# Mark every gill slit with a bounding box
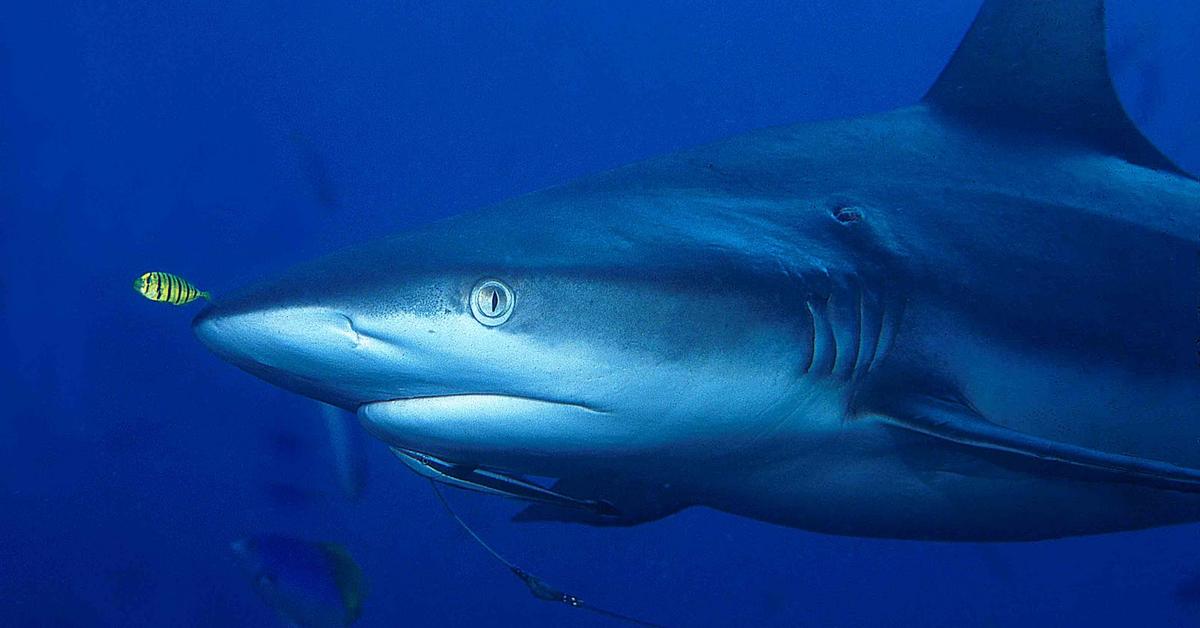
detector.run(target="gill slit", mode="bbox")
[855,284,868,373]
[868,293,895,373]
[805,298,836,376]
[802,299,817,374]
[803,279,891,382]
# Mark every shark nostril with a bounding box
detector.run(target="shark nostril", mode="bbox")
[832,206,863,224]
[338,313,363,347]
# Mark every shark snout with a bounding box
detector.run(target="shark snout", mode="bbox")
[193,300,395,407]
[192,303,239,360]
[194,304,357,365]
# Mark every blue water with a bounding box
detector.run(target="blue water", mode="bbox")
[3,1,1200,625]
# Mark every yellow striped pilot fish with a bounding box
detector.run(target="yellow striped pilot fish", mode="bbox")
[134,272,210,305]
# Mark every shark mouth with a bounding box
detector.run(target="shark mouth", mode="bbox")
[359,394,602,414]
[355,394,614,470]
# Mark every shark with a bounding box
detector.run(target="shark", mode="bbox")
[194,0,1200,542]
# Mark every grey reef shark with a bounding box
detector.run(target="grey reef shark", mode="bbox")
[196,0,1200,543]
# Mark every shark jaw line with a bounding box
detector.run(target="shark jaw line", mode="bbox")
[360,394,607,415]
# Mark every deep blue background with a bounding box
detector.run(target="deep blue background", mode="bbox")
[3,1,1200,625]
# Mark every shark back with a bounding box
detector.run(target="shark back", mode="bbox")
[925,0,1191,178]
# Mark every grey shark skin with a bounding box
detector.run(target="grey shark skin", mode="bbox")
[195,0,1200,541]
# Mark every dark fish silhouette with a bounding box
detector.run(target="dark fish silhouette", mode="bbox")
[261,482,326,511]
[262,428,309,460]
[231,534,366,627]
[1175,573,1200,606]
[291,132,340,211]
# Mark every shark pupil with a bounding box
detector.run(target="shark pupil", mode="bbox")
[470,279,513,326]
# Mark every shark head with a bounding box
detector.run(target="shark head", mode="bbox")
[193,186,874,475]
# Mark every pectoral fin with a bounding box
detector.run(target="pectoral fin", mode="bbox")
[875,393,1200,494]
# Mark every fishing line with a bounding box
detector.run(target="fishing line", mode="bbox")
[428,480,665,627]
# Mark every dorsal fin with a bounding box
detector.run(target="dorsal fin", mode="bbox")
[924,0,1189,177]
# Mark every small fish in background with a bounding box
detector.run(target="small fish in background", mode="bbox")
[263,427,310,460]
[108,561,156,619]
[102,414,167,454]
[4,579,102,626]
[231,535,366,628]
[321,403,368,500]
[262,482,327,511]
[133,272,210,305]
[291,132,340,212]
[1175,573,1200,607]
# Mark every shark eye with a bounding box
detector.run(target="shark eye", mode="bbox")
[470,279,514,326]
